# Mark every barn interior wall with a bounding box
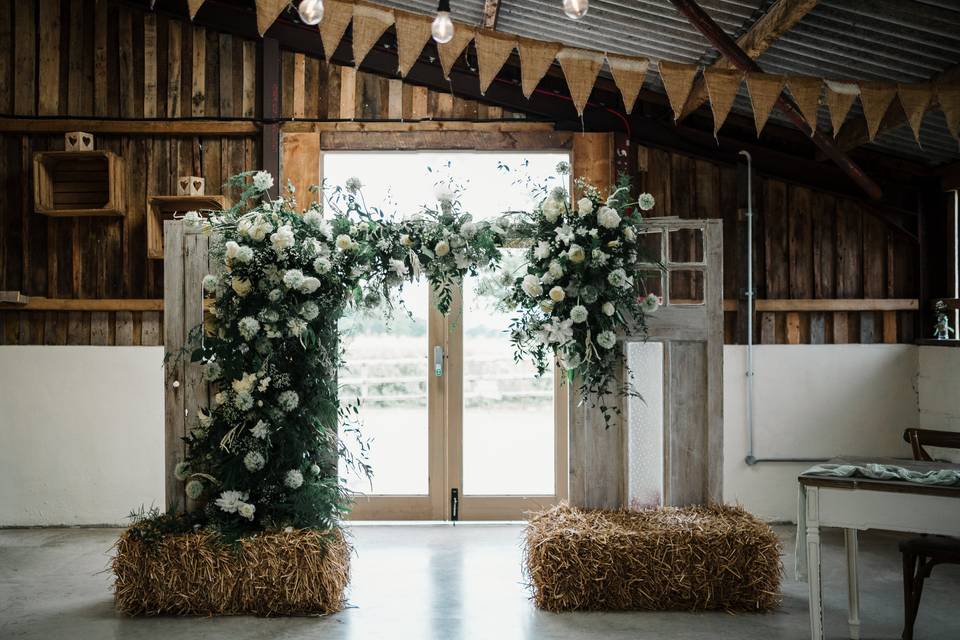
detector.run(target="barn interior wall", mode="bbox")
[0,0,921,346]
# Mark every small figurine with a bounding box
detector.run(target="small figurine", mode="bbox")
[934,300,955,340]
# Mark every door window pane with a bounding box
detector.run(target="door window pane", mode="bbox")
[338,280,430,495]
[461,251,555,496]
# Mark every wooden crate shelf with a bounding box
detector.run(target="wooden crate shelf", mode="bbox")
[147,195,229,259]
[33,150,125,217]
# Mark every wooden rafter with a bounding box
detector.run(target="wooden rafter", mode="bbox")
[680,0,818,120]
[669,0,883,201]
[834,64,960,153]
[481,0,501,29]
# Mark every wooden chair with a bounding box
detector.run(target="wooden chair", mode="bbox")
[899,428,960,640]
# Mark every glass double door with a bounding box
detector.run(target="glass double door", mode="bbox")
[339,265,567,520]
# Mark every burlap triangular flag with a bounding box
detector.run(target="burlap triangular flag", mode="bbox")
[352,4,394,67]
[898,83,932,145]
[518,38,560,99]
[858,81,897,141]
[474,31,516,95]
[938,83,960,140]
[745,72,785,135]
[187,0,205,19]
[557,48,605,116]
[437,24,475,80]
[607,54,649,114]
[825,81,859,136]
[256,0,287,36]
[319,0,353,61]
[658,61,698,121]
[395,11,433,77]
[703,68,743,136]
[787,76,822,133]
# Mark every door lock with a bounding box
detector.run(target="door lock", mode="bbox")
[434,345,444,377]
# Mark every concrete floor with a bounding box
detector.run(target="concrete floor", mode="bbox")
[1,525,958,640]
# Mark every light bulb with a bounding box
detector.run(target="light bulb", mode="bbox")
[562,0,588,19]
[298,0,324,25]
[432,11,454,44]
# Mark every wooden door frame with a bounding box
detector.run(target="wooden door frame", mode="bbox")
[282,122,587,520]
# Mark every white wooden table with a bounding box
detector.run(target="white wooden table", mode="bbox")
[800,458,960,640]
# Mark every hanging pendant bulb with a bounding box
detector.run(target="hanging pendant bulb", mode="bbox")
[298,0,324,26]
[562,0,588,19]
[432,0,455,44]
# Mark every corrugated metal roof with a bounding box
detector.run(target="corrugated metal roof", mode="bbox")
[377,0,960,165]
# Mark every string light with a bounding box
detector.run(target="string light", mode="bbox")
[297,0,324,25]
[432,0,455,44]
[562,0,588,19]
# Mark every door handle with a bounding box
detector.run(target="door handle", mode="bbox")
[434,345,444,377]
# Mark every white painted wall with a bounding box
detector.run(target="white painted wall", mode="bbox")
[917,346,960,462]
[0,346,165,526]
[722,345,919,522]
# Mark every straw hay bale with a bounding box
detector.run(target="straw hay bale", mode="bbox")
[112,528,350,616]
[523,503,782,612]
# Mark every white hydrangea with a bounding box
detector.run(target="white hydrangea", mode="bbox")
[251,420,270,439]
[577,197,594,216]
[299,277,321,294]
[238,316,260,341]
[282,269,305,289]
[435,240,450,257]
[253,171,274,192]
[567,244,586,263]
[278,390,299,411]
[285,469,304,489]
[174,461,190,481]
[549,286,566,303]
[270,224,295,252]
[638,192,656,211]
[306,259,329,279]
[597,330,617,350]
[570,305,588,323]
[300,301,319,321]
[521,274,543,298]
[597,206,621,229]
[602,302,615,316]
[215,490,248,514]
[243,450,266,472]
[238,502,256,520]
[202,274,218,293]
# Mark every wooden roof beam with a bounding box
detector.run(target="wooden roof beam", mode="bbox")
[833,64,960,154]
[669,0,883,201]
[679,0,819,120]
[482,0,501,29]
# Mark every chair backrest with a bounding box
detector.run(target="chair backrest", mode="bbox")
[903,428,960,462]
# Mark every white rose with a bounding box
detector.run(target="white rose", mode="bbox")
[270,225,295,252]
[577,197,594,216]
[567,244,585,263]
[231,277,252,297]
[602,302,615,316]
[521,274,543,298]
[549,286,566,303]
[299,277,321,294]
[435,240,450,257]
[335,234,352,251]
[597,206,621,229]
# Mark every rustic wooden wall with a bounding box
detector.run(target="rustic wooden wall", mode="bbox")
[0,0,919,347]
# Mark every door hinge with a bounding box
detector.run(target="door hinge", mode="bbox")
[450,488,459,523]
